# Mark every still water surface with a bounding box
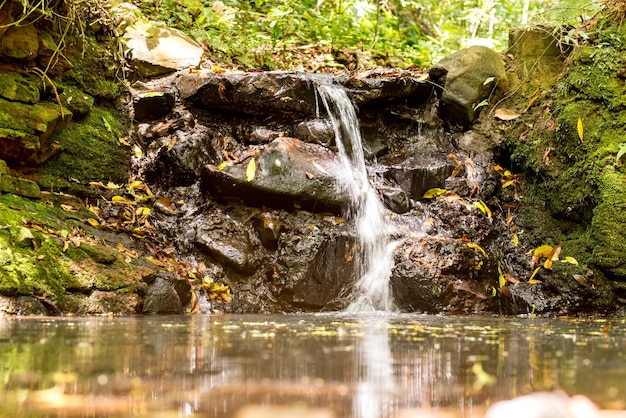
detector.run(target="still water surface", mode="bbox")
[1,313,625,417]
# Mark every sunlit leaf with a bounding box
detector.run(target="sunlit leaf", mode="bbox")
[275,158,282,167]
[133,145,143,158]
[86,218,100,227]
[529,266,542,283]
[467,242,487,258]
[112,195,133,205]
[577,117,583,142]
[137,207,151,216]
[502,179,516,188]
[60,204,77,212]
[533,244,554,258]
[497,262,506,288]
[473,200,492,218]
[107,181,122,190]
[563,256,579,265]
[217,161,229,170]
[617,143,626,162]
[312,161,329,175]
[483,76,496,85]
[512,233,518,246]
[423,188,447,198]
[246,157,256,182]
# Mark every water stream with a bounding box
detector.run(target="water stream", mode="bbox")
[315,83,396,312]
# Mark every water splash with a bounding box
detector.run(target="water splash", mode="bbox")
[315,82,396,312]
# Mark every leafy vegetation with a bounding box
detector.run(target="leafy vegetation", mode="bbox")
[130,0,601,70]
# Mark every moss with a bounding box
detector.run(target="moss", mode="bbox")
[36,105,130,193]
[0,71,40,104]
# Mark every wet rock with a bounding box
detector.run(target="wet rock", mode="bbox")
[248,127,284,144]
[193,212,260,274]
[293,119,334,146]
[84,291,141,315]
[0,23,38,60]
[385,153,457,200]
[179,71,321,117]
[342,71,433,108]
[271,217,355,310]
[381,186,411,214]
[0,72,40,104]
[201,137,346,214]
[16,296,50,316]
[430,46,507,128]
[133,91,176,122]
[391,236,499,314]
[143,276,183,314]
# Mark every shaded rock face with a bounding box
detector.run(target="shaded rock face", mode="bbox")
[130,58,617,315]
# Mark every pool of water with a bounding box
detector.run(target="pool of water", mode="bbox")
[1,313,625,417]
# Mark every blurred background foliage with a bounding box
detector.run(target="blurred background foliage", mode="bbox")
[131,0,601,70]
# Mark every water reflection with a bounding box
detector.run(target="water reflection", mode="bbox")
[0,314,625,417]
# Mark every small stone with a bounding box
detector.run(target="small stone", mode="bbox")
[133,91,175,122]
[142,277,183,314]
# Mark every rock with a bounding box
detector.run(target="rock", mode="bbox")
[133,91,175,122]
[16,296,50,316]
[0,174,41,198]
[249,127,283,144]
[342,71,433,108]
[0,98,71,164]
[272,218,355,310]
[201,137,347,214]
[381,186,411,214]
[121,19,204,78]
[0,72,40,104]
[391,236,500,314]
[0,23,39,60]
[37,32,72,76]
[85,291,141,315]
[142,276,183,314]
[384,153,457,200]
[430,46,507,128]
[293,119,334,146]
[179,71,321,118]
[193,211,260,274]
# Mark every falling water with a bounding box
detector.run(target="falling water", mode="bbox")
[316,82,396,312]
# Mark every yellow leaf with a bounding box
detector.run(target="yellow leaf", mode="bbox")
[491,287,497,296]
[423,188,447,198]
[275,159,282,167]
[512,233,518,246]
[529,266,541,283]
[494,108,521,121]
[497,262,506,288]
[137,207,151,216]
[86,218,100,227]
[106,182,122,190]
[577,117,583,142]
[473,200,492,218]
[467,242,487,258]
[502,179,516,188]
[544,258,553,270]
[217,161,229,170]
[533,245,554,258]
[133,145,143,158]
[563,256,579,265]
[246,158,256,182]
[112,195,133,205]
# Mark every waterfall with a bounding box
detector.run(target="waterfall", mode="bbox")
[315,82,396,312]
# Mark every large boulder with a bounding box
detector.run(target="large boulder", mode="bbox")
[430,45,508,128]
[201,137,347,214]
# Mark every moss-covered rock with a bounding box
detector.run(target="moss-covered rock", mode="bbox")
[500,16,626,288]
[0,71,40,104]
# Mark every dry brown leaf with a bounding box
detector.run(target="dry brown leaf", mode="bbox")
[494,108,521,121]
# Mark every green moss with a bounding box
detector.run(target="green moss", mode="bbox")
[0,72,40,104]
[591,168,626,278]
[37,105,130,192]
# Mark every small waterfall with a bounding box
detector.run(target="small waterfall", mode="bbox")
[315,82,396,312]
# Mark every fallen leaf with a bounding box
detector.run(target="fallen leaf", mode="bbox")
[217,161,229,170]
[305,172,315,179]
[577,117,584,142]
[246,158,256,182]
[467,242,487,258]
[563,256,579,265]
[494,108,521,121]
[572,274,588,286]
[497,262,506,288]
[523,89,541,112]
[423,188,447,198]
[529,266,542,283]
[473,200,492,218]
